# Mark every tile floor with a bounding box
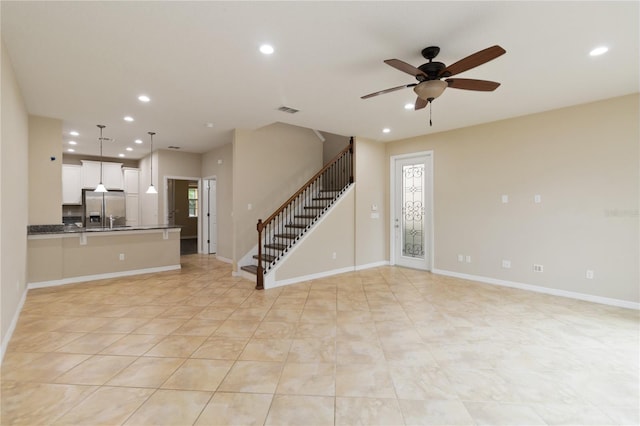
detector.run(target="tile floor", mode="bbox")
[2,254,639,425]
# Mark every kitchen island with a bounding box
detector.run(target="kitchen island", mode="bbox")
[27,225,181,288]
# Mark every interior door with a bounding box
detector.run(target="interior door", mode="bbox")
[205,179,217,254]
[392,154,432,270]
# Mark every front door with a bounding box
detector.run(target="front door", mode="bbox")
[392,153,433,270]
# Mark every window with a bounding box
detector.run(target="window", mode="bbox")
[188,187,198,217]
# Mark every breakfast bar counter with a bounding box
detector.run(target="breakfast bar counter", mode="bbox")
[27,225,181,288]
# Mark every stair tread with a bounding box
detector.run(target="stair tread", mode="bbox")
[241,265,258,275]
[274,233,298,239]
[264,243,287,250]
[313,197,334,200]
[253,254,276,262]
[294,214,316,219]
[285,224,306,229]
[304,206,325,210]
[319,189,341,192]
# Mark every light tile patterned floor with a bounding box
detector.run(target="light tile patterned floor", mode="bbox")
[2,254,639,425]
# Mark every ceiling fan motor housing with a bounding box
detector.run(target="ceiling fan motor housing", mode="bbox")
[417,62,446,80]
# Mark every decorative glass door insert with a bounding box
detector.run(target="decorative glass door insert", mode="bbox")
[402,163,425,259]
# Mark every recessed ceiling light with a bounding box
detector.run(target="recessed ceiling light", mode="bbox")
[126,147,133,151]
[68,140,77,145]
[259,44,274,55]
[118,153,125,157]
[382,128,391,133]
[138,95,150,102]
[69,131,79,136]
[67,148,75,152]
[404,103,414,110]
[589,46,608,56]
[135,139,143,144]
[124,116,134,122]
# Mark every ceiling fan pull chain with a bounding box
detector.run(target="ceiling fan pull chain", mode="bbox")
[429,101,433,126]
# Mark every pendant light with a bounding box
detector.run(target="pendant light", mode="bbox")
[146,131,158,194]
[94,124,108,193]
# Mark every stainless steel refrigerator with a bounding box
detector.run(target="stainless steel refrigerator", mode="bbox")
[82,189,126,228]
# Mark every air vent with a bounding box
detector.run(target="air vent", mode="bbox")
[277,106,299,114]
[168,146,181,150]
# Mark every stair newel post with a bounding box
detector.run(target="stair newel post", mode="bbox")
[256,219,264,290]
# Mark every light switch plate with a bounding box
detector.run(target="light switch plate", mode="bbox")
[501,194,509,204]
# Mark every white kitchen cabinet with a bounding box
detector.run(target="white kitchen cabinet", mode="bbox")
[81,160,123,190]
[123,168,140,194]
[123,168,140,225]
[62,164,82,204]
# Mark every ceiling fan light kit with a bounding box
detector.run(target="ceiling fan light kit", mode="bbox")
[362,44,506,125]
[413,80,448,101]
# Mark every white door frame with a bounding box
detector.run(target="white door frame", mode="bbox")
[201,176,217,254]
[389,151,434,270]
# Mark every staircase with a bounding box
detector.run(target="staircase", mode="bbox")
[241,138,354,289]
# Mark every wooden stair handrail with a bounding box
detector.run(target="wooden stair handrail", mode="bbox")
[258,137,353,232]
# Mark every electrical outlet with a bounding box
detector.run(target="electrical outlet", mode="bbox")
[332,252,337,260]
[534,194,541,204]
[465,255,472,263]
[586,270,594,279]
[501,194,509,204]
[457,254,464,262]
[533,264,544,273]
[119,253,125,261]
[502,260,511,269]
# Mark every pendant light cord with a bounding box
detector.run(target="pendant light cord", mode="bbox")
[97,124,106,184]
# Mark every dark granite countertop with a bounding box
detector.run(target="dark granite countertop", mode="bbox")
[27,224,181,235]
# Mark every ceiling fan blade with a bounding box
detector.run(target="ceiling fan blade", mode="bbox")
[384,59,427,78]
[446,78,501,91]
[361,83,416,99]
[414,97,428,110]
[439,45,506,77]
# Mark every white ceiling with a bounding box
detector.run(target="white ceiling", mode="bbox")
[2,1,638,160]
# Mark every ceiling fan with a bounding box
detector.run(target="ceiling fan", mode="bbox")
[362,45,506,123]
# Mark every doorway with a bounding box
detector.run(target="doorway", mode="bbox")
[390,152,433,270]
[167,178,199,255]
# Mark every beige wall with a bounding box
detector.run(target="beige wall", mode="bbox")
[386,94,639,303]
[232,122,323,267]
[1,40,30,355]
[28,115,62,224]
[322,131,350,165]
[202,143,233,260]
[354,137,388,267]
[274,188,355,281]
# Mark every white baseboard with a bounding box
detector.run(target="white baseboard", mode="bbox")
[215,255,232,264]
[1,288,27,365]
[27,265,182,290]
[355,260,389,271]
[270,265,356,289]
[432,269,639,310]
